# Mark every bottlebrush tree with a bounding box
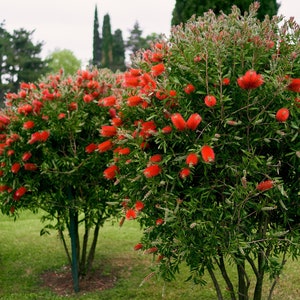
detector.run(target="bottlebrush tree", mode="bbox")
[112,3,300,300]
[0,68,120,292]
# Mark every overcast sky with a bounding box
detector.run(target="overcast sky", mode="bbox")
[1,0,299,66]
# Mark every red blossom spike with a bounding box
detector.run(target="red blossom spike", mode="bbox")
[85,143,98,153]
[13,186,27,201]
[237,70,264,90]
[98,140,113,153]
[275,108,289,122]
[103,164,119,180]
[186,153,199,166]
[23,120,35,130]
[135,201,145,211]
[171,113,186,131]
[187,113,202,130]
[256,180,273,191]
[201,145,215,163]
[100,126,117,137]
[204,95,217,107]
[11,162,21,174]
[134,243,143,251]
[151,63,165,76]
[143,165,161,178]
[287,78,300,93]
[179,168,191,179]
[184,84,195,94]
[127,95,143,107]
[125,208,137,220]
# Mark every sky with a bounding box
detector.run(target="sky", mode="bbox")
[1,0,299,67]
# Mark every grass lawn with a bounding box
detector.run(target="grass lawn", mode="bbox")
[0,211,299,300]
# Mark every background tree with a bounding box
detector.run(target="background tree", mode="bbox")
[0,68,119,293]
[112,29,126,72]
[92,5,102,68]
[47,49,81,75]
[101,14,113,69]
[0,23,48,104]
[126,21,149,56]
[171,0,280,25]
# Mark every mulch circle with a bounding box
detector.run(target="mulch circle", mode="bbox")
[40,265,117,296]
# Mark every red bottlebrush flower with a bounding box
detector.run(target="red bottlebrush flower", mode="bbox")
[150,154,162,163]
[143,165,161,178]
[100,125,117,137]
[169,90,177,97]
[0,185,9,192]
[98,95,117,106]
[256,180,273,191]
[28,132,41,144]
[204,95,217,107]
[134,243,143,251]
[162,126,172,134]
[155,90,168,100]
[7,149,15,156]
[83,94,93,103]
[0,114,10,126]
[123,74,140,87]
[111,117,123,127]
[156,218,164,225]
[222,78,230,85]
[117,147,131,155]
[68,102,78,111]
[171,113,186,131]
[24,163,38,171]
[275,108,289,122]
[39,131,50,142]
[129,68,142,76]
[85,143,98,153]
[127,95,143,107]
[287,78,300,93]
[135,201,145,211]
[103,164,119,180]
[140,120,157,138]
[151,63,165,76]
[98,140,113,152]
[184,84,195,94]
[58,113,66,119]
[187,113,202,130]
[13,186,27,200]
[23,120,35,130]
[22,152,32,161]
[17,104,33,115]
[11,162,21,174]
[145,247,158,254]
[125,208,137,220]
[179,168,191,179]
[186,153,198,166]
[237,70,264,89]
[201,145,215,163]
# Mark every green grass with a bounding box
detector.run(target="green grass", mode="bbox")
[0,211,299,300]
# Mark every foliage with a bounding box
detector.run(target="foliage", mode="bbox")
[171,0,280,25]
[0,22,49,103]
[47,49,81,75]
[101,14,113,69]
[108,3,300,300]
[0,68,120,290]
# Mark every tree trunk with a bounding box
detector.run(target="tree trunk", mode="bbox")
[215,253,236,300]
[237,260,249,300]
[207,266,224,300]
[69,208,80,293]
[86,219,101,275]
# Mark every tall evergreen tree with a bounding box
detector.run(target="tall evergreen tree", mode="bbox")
[92,5,102,67]
[0,24,48,103]
[171,0,280,25]
[126,21,149,56]
[101,14,113,69]
[112,29,126,72]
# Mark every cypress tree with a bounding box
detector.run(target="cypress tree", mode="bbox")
[92,5,102,67]
[112,29,126,72]
[171,0,280,25]
[101,14,113,69]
